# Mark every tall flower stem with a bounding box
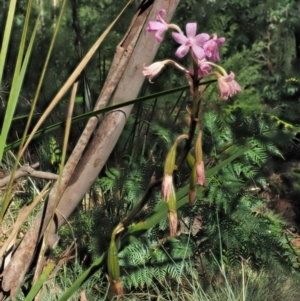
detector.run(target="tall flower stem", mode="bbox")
[176,53,202,167]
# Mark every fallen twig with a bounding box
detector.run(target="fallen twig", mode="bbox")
[0,163,58,188]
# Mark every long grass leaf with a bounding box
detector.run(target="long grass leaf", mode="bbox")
[5,80,216,153]
[17,0,68,159]
[0,1,35,163]
[5,85,190,152]
[0,0,17,84]
[57,254,105,301]
[23,262,55,301]
[0,16,39,221]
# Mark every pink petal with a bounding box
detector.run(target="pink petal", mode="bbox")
[231,81,242,93]
[186,23,197,38]
[162,174,173,202]
[175,45,190,58]
[198,62,212,76]
[147,21,168,32]
[154,31,164,42]
[203,39,214,52]
[216,37,225,45]
[157,9,167,22]
[227,72,235,80]
[172,32,188,45]
[220,93,229,101]
[192,44,206,60]
[196,161,206,186]
[194,33,210,46]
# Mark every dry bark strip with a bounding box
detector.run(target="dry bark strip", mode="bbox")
[0,0,179,298]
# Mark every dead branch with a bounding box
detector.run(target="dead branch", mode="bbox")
[0,163,58,188]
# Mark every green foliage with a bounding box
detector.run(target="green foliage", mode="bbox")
[119,236,195,290]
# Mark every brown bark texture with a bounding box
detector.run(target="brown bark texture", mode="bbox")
[0,0,179,298]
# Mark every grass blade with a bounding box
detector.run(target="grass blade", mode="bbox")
[0,15,39,220]
[23,262,55,301]
[0,0,17,84]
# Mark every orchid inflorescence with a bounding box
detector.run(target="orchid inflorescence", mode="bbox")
[106,9,243,298]
[143,9,242,238]
[143,9,242,101]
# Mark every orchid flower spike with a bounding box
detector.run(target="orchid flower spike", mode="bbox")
[172,23,210,60]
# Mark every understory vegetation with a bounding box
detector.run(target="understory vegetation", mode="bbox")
[1,0,300,300]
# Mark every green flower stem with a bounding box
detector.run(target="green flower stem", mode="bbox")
[176,58,202,168]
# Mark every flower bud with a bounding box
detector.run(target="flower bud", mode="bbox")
[162,174,173,202]
[196,161,206,186]
[107,276,124,297]
[162,143,177,202]
[189,188,197,205]
[195,130,206,186]
[164,143,177,175]
[168,210,178,237]
[111,278,124,297]
[167,184,178,237]
[195,130,203,163]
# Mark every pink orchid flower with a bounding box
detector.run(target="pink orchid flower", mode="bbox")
[198,58,212,76]
[217,72,242,100]
[142,61,166,83]
[143,60,189,83]
[146,9,169,42]
[172,23,210,60]
[203,34,225,62]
